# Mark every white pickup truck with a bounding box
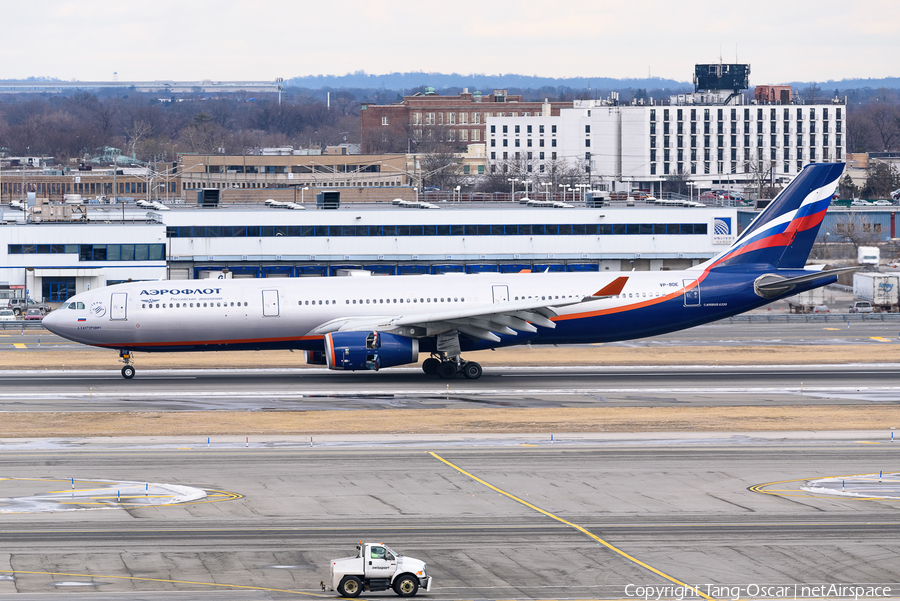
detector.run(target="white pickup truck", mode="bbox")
[327,542,432,597]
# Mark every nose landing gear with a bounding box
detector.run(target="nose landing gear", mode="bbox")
[119,350,135,379]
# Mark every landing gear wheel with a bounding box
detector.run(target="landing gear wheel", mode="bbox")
[121,365,135,379]
[437,362,457,380]
[462,361,483,380]
[338,575,363,598]
[422,357,440,375]
[393,574,419,597]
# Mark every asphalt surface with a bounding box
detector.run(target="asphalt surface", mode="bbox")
[0,318,898,411]
[0,364,897,411]
[3,320,900,351]
[2,440,900,599]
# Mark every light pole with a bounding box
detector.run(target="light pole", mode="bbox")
[541,182,551,202]
[454,185,461,202]
[558,183,567,202]
[687,181,697,202]
[523,179,532,199]
[301,186,309,203]
[575,183,589,202]
[507,177,518,201]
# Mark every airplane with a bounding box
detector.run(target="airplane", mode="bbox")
[44,162,849,381]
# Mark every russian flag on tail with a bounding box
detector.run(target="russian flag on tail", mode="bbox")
[709,163,844,270]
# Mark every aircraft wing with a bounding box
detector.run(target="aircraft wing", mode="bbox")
[311,277,628,341]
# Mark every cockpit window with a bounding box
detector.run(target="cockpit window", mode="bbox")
[76,302,85,309]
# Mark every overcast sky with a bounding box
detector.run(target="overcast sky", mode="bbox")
[1,0,895,85]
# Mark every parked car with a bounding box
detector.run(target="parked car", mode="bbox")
[849,301,874,313]
[24,308,43,320]
[0,309,15,321]
[813,304,830,313]
[8,298,48,317]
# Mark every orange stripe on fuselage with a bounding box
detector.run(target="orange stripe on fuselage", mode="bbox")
[554,273,707,322]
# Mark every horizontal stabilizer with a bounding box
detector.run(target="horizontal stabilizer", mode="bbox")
[754,267,857,299]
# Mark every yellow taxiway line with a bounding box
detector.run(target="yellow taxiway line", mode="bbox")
[429,451,715,601]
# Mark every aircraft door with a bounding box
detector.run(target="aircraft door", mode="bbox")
[682,279,700,306]
[262,290,280,317]
[110,292,127,320]
[366,545,397,577]
[492,285,509,303]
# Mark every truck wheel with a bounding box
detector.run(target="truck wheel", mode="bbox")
[393,574,419,597]
[338,576,363,598]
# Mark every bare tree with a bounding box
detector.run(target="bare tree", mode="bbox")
[845,107,879,152]
[831,211,884,247]
[122,120,152,159]
[867,102,900,151]
[803,83,822,104]
[418,144,464,190]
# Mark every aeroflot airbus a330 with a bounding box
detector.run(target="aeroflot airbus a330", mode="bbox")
[45,163,849,380]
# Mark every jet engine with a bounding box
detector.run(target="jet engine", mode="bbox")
[323,331,419,371]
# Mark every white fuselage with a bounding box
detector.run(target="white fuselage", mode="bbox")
[43,269,701,351]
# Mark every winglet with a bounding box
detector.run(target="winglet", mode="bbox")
[592,276,628,298]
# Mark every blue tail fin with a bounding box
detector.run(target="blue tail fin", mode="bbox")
[709,162,844,269]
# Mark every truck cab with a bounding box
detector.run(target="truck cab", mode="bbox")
[329,542,432,597]
[849,300,874,313]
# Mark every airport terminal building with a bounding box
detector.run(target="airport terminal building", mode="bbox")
[0,201,739,303]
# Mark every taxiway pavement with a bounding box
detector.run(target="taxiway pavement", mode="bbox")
[0,364,897,411]
[1,437,899,599]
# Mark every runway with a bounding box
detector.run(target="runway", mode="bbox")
[0,364,897,411]
[1,439,900,599]
[3,320,900,351]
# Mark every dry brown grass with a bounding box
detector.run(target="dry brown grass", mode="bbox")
[2,406,899,438]
[3,343,899,370]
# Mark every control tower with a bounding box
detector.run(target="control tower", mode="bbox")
[693,63,750,105]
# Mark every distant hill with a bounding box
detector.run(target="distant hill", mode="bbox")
[286,71,900,93]
[785,77,900,91]
[285,71,689,92]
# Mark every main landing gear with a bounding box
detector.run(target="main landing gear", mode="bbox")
[422,354,483,380]
[119,349,135,379]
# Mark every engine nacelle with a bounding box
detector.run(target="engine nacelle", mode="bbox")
[323,331,419,371]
